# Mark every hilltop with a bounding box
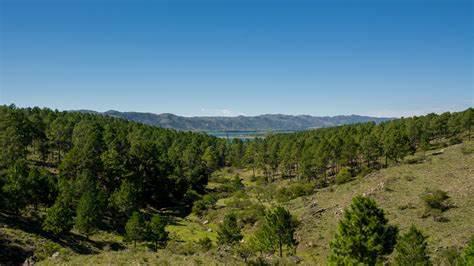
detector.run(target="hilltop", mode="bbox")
[75,110,392,131]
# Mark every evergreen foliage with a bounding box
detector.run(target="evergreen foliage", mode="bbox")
[328,196,398,265]
[217,212,243,246]
[125,211,145,247]
[75,185,103,237]
[249,206,297,257]
[146,214,168,250]
[394,225,431,266]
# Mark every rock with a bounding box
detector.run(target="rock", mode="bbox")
[289,255,302,264]
[51,252,60,259]
[23,256,35,266]
[207,228,212,232]
[203,220,209,225]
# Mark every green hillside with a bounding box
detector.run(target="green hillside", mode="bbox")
[3,141,472,265]
[1,106,473,265]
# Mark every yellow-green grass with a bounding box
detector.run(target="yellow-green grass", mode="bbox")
[10,141,474,265]
[290,142,474,264]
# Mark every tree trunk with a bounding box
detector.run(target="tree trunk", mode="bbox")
[279,238,283,257]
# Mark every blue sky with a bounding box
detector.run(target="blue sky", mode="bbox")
[0,0,472,117]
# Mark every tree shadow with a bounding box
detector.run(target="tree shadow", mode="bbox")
[0,237,33,265]
[0,211,124,260]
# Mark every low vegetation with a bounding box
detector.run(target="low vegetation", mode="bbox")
[0,105,473,265]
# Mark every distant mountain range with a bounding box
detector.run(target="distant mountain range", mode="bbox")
[75,110,393,131]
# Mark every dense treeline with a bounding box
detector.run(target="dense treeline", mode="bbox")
[0,104,227,233]
[234,108,473,185]
[0,104,472,238]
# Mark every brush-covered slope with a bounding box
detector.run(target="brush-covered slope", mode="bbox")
[29,141,473,265]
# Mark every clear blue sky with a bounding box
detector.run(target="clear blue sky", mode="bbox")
[0,0,472,117]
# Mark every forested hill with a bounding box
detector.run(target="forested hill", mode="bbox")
[79,110,392,131]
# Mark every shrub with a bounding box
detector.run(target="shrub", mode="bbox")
[167,240,198,255]
[191,200,208,216]
[335,168,352,184]
[239,203,266,225]
[449,137,462,145]
[192,194,217,216]
[394,225,431,266]
[42,201,73,235]
[196,237,213,251]
[275,182,314,202]
[226,197,253,210]
[461,145,474,155]
[183,189,201,205]
[459,237,474,265]
[34,241,62,261]
[217,212,242,246]
[420,189,452,221]
[356,166,372,178]
[421,189,450,211]
[438,247,462,266]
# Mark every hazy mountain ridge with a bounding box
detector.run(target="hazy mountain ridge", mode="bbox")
[77,110,393,131]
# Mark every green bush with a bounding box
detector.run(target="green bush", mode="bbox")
[34,241,62,261]
[449,137,462,145]
[167,240,198,255]
[394,225,431,265]
[239,203,266,225]
[226,197,253,209]
[275,182,314,202]
[420,189,450,211]
[196,237,213,251]
[461,145,474,155]
[335,168,353,185]
[420,189,452,221]
[192,194,217,216]
[459,237,474,265]
[438,247,462,266]
[356,166,372,178]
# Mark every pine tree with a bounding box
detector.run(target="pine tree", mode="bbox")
[147,214,168,250]
[328,196,398,265]
[1,160,30,212]
[394,225,431,266]
[110,180,139,217]
[217,212,242,246]
[43,200,74,235]
[202,146,219,171]
[75,187,102,237]
[251,206,297,257]
[125,211,144,248]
